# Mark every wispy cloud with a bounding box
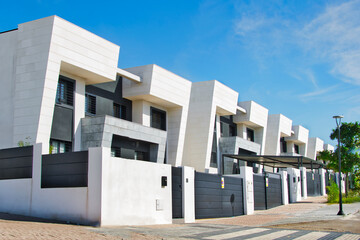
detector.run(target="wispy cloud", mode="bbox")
[299,85,338,98]
[233,0,360,86]
[300,0,360,85]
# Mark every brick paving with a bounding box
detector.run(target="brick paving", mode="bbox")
[0,196,359,239]
[196,196,328,226]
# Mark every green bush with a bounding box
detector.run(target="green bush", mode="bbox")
[327,180,360,203]
[343,190,360,203]
[326,180,339,203]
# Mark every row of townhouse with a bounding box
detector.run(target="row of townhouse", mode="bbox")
[0,16,337,226]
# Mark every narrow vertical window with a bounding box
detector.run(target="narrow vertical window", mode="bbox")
[246,128,255,142]
[56,78,74,106]
[85,94,96,115]
[294,144,299,154]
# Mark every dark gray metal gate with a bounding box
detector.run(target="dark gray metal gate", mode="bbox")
[254,173,282,210]
[267,173,282,209]
[195,172,244,219]
[172,167,182,218]
[287,174,291,203]
[306,171,321,196]
[254,174,266,210]
[0,146,33,180]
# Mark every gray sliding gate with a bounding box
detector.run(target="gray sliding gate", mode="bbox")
[306,171,321,196]
[195,172,244,219]
[254,173,282,210]
[172,167,183,218]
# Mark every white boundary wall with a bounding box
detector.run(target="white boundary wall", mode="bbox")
[0,145,172,226]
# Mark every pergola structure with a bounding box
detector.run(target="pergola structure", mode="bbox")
[221,154,324,174]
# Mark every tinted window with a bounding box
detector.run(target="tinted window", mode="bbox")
[151,107,166,130]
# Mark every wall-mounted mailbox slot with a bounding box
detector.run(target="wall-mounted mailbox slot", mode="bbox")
[161,176,167,187]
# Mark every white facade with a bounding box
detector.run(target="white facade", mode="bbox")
[0,16,122,153]
[264,114,292,155]
[307,137,324,160]
[285,125,309,156]
[182,80,238,173]
[123,64,192,167]
[234,101,268,155]
[324,143,335,152]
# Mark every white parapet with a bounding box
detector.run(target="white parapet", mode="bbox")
[279,171,289,205]
[299,167,307,199]
[239,166,254,215]
[319,168,326,196]
[287,168,301,203]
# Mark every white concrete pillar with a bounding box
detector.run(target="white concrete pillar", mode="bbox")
[73,79,85,151]
[182,166,195,223]
[319,168,326,196]
[299,167,307,199]
[87,147,104,226]
[287,168,301,203]
[279,171,289,205]
[341,173,345,194]
[239,166,254,215]
[30,143,42,216]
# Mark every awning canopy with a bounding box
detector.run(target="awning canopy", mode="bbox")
[222,154,324,170]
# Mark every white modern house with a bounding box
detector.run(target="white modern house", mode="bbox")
[285,125,309,157]
[264,114,292,155]
[220,101,269,173]
[182,80,238,173]
[0,16,336,226]
[307,137,324,160]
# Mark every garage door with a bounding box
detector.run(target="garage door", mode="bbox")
[195,172,244,219]
[254,173,282,210]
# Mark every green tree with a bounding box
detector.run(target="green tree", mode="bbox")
[318,122,360,196]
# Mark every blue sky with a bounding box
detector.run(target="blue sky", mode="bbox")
[2,0,359,145]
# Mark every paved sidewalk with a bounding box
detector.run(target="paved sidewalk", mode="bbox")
[196,196,360,227]
[0,196,359,239]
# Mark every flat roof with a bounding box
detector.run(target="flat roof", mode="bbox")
[222,154,324,169]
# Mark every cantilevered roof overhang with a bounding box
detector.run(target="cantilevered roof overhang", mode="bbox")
[222,154,324,172]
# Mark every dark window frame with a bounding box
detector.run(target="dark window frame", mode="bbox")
[280,137,287,153]
[113,103,127,120]
[50,139,72,154]
[150,107,166,131]
[85,93,96,116]
[246,128,255,142]
[56,76,74,107]
[294,144,300,154]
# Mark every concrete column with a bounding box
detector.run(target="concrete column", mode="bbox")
[239,166,254,215]
[287,168,301,203]
[341,173,345,194]
[299,167,307,199]
[73,79,85,151]
[30,143,43,215]
[279,171,289,205]
[182,166,195,223]
[319,168,326,196]
[87,147,103,226]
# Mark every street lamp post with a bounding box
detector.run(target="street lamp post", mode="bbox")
[333,115,344,216]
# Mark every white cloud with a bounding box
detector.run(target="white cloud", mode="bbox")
[233,0,360,86]
[299,85,338,98]
[300,0,360,85]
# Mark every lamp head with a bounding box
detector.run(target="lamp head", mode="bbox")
[333,115,344,119]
